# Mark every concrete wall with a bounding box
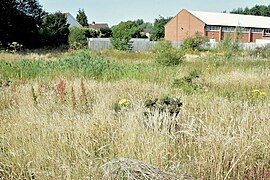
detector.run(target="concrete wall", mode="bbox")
[88,38,269,51]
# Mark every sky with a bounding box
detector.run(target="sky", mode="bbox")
[39,0,270,26]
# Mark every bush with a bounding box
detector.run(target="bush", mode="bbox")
[153,41,184,66]
[40,12,69,47]
[144,96,183,117]
[173,69,201,94]
[100,27,112,38]
[216,33,242,60]
[181,32,208,52]
[111,21,141,50]
[69,27,90,49]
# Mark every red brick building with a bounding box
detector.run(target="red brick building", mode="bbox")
[165,9,270,43]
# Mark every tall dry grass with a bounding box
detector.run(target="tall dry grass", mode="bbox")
[0,50,270,179]
[0,77,269,179]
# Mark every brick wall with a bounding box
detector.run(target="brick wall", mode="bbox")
[165,9,267,43]
[205,31,220,42]
[251,33,263,42]
[165,9,205,42]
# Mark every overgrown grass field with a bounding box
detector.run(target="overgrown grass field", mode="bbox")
[0,48,269,179]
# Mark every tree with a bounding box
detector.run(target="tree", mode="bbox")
[151,16,172,41]
[40,12,69,47]
[111,21,143,50]
[230,5,270,17]
[69,27,91,49]
[76,9,88,27]
[99,27,112,38]
[0,0,46,48]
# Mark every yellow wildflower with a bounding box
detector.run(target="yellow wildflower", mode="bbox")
[118,98,129,107]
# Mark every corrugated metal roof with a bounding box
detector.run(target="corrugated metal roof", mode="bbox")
[189,10,270,29]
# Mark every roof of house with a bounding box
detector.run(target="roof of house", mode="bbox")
[189,10,270,29]
[64,12,82,27]
[89,23,109,29]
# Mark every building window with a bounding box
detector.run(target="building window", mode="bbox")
[265,29,270,35]
[238,27,250,33]
[205,25,220,31]
[222,26,235,32]
[252,28,263,33]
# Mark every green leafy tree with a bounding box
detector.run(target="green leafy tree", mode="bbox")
[0,0,46,48]
[40,12,69,47]
[134,19,144,26]
[230,5,270,17]
[151,16,172,41]
[111,21,142,50]
[99,27,112,38]
[76,9,88,27]
[69,27,91,49]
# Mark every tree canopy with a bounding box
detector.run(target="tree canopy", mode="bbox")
[0,0,71,49]
[76,9,88,27]
[111,20,149,50]
[230,5,270,17]
[40,12,70,47]
[0,0,46,48]
[151,16,172,41]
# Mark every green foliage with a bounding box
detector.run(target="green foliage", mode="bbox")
[85,29,99,38]
[0,0,46,48]
[111,21,137,50]
[40,12,70,47]
[153,41,184,66]
[100,27,112,38]
[111,20,150,50]
[217,33,241,60]
[0,50,121,80]
[230,5,270,17]
[144,96,183,117]
[76,9,88,27]
[173,69,201,94]
[182,32,208,52]
[151,16,172,41]
[69,27,90,49]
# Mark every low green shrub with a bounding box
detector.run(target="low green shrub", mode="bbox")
[181,32,208,52]
[69,27,98,49]
[153,41,184,66]
[144,96,183,117]
[69,27,89,49]
[173,69,201,94]
[216,34,242,60]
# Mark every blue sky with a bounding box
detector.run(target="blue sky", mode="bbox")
[39,0,269,26]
